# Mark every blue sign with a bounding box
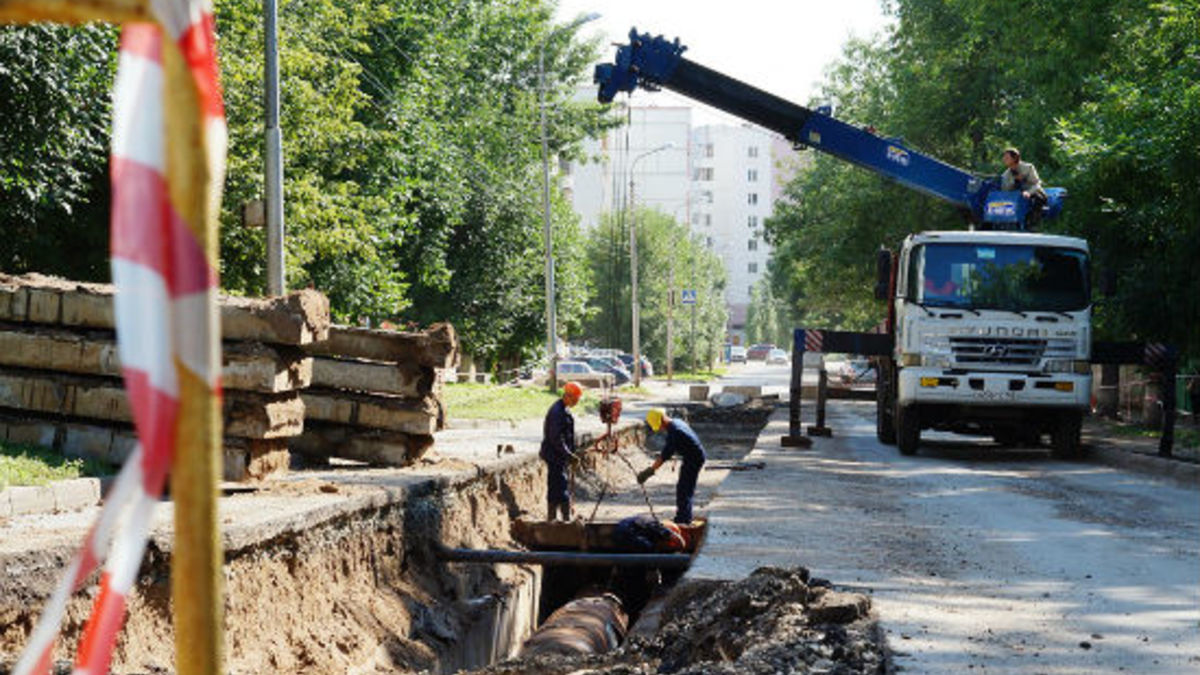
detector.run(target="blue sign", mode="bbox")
[680,289,698,305]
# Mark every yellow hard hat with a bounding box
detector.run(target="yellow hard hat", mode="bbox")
[646,407,667,432]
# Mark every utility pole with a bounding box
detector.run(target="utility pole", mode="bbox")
[630,176,641,386]
[667,258,674,385]
[538,13,600,393]
[264,0,285,296]
[628,143,674,387]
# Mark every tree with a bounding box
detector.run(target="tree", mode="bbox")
[767,0,1195,355]
[584,207,728,371]
[0,24,116,280]
[1054,0,1200,354]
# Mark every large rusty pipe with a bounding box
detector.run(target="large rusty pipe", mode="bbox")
[436,546,691,569]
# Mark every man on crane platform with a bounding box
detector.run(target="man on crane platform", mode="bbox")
[1001,147,1048,228]
[638,408,707,524]
[541,382,582,521]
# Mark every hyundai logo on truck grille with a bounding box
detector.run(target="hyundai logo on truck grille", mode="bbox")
[983,344,1009,359]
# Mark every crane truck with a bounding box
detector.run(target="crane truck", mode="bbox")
[595,29,1095,458]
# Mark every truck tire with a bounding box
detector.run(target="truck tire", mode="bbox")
[876,375,896,445]
[1051,412,1083,460]
[896,404,920,456]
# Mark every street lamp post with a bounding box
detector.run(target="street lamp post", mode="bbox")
[539,12,600,393]
[264,0,284,296]
[628,143,675,387]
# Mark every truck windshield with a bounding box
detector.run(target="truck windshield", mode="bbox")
[912,243,1089,312]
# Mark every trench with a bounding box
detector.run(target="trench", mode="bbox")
[0,405,771,674]
[444,403,773,672]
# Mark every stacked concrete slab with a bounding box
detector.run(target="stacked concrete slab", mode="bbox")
[0,273,329,481]
[292,323,458,467]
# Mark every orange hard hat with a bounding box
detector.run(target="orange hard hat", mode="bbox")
[562,381,583,405]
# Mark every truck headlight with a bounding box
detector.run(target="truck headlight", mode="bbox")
[900,353,921,366]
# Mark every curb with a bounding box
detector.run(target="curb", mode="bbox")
[0,477,102,518]
[1083,440,1200,487]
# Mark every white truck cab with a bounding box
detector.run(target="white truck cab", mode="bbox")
[882,230,1092,457]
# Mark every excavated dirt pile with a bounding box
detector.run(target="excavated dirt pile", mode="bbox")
[479,566,888,675]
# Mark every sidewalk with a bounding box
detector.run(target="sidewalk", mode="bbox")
[1082,417,1200,485]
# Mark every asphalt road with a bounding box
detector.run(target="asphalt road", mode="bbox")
[692,397,1200,673]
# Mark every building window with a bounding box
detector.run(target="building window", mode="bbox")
[691,213,700,225]
[748,193,758,205]
[748,239,758,251]
[749,285,754,297]
[748,262,758,273]
[704,214,712,226]
[748,215,758,228]
[704,143,715,158]
[694,167,714,181]
[703,190,714,204]
[747,169,758,182]
[706,236,713,247]
[748,146,759,158]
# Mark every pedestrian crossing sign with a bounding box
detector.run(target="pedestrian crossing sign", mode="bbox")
[681,289,697,305]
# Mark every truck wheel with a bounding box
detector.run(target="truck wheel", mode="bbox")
[896,404,920,456]
[876,378,896,445]
[1051,413,1083,460]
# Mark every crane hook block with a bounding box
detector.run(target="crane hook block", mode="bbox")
[595,29,687,103]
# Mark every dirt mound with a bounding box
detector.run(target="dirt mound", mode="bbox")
[478,566,887,675]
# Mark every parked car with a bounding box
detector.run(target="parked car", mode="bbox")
[586,357,632,385]
[548,360,614,388]
[766,348,789,365]
[617,353,654,378]
[729,346,748,363]
[747,343,775,361]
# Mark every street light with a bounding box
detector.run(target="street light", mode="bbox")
[669,193,704,386]
[629,142,676,387]
[540,11,601,393]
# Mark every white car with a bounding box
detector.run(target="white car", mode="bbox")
[767,348,789,365]
[730,346,748,363]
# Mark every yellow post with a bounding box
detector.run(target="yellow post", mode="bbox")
[0,3,225,672]
[162,28,225,675]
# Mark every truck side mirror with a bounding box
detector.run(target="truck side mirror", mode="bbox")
[874,248,893,301]
[1100,268,1117,298]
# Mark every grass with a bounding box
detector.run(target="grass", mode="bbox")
[443,382,602,422]
[662,368,727,382]
[1102,421,1200,448]
[0,440,111,490]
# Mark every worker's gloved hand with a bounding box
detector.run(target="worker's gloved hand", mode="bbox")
[636,467,655,484]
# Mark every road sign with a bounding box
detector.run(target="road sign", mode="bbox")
[680,289,697,305]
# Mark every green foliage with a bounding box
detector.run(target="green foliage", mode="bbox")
[0,24,116,280]
[1,440,111,490]
[1054,0,1200,354]
[583,207,729,370]
[768,0,1198,357]
[745,278,791,347]
[443,382,599,422]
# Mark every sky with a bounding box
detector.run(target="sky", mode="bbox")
[554,0,894,126]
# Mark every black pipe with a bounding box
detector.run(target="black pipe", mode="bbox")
[436,546,692,569]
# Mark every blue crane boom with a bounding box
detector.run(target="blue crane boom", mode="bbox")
[594,29,1064,227]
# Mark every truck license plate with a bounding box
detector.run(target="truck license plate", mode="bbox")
[972,390,1017,401]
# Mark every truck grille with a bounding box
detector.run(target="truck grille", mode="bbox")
[951,337,1046,366]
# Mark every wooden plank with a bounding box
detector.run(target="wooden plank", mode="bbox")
[0,273,331,345]
[289,423,433,467]
[222,438,289,482]
[0,368,303,438]
[0,412,284,481]
[305,323,458,370]
[301,389,442,435]
[0,326,311,393]
[310,356,433,397]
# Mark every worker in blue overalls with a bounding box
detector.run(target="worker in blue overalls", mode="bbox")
[540,381,582,521]
[637,408,707,525]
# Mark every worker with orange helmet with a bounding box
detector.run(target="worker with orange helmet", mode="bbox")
[540,382,583,521]
[638,408,707,524]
